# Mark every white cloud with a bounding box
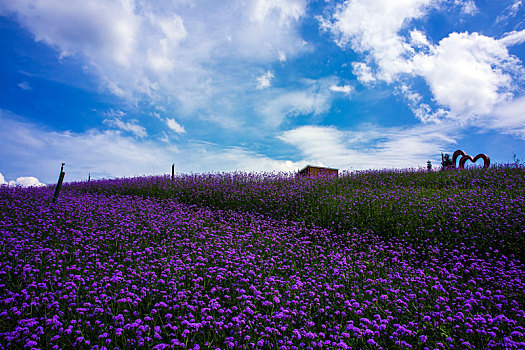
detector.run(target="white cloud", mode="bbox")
[454,0,478,15]
[17,81,32,90]
[278,123,457,170]
[159,131,170,143]
[410,29,431,49]
[395,84,450,123]
[13,177,46,187]
[499,29,525,47]
[0,172,45,187]
[0,0,309,119]
[277,125,349,166]
[186,143,302,173]
[322,1,525,129]
[329,84,354,95]
[256,71,274,89]
[198,113,245,130]
[278,50,287,62]
[397,84,423,105]
[411,32,519,120]
[146,14,187,73]
[486,95,525,139]
[257,78,334,127]
[166,118,186,134]
[496,0,523,24]
[320,0,438,82]
[250,0,306,27]
[0,111,302,183]
[103,117,147,138]
[351,62,376,84]
[0,0,140,67]
[0,0,314,153]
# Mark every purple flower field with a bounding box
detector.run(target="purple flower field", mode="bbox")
[1,167,525,349]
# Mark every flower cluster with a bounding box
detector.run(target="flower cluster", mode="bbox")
[1,166,524,349]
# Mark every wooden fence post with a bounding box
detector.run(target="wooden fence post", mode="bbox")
[172,163,175,182]
[51,163,65,205]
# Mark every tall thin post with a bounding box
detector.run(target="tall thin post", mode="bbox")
[51,163,65,205]
[88,173,91,182]
[171,163,175,182]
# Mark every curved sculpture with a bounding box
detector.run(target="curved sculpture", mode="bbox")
[459,153,490,169]
[452,150,467,167]
[446,150,490,170]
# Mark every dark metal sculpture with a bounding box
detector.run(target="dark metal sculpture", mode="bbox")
[445,150,490,170]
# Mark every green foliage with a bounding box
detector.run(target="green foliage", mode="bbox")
[442,153,453,169]
[67,166,525,262]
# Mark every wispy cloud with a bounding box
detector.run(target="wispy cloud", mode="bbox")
[166,118,186,134]
[17,81,32,90]
[0,110,303,183]
[102,110,147,138]
[257,81,333,127]
[256,71,274,89]
[499,29,525,46]
[0,0,309,115]
[454,0,478,15]
[278,123,457,170]
[496,0,523,24]
[486,95,525,139]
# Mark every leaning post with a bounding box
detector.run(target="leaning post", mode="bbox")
[51,163,65,206]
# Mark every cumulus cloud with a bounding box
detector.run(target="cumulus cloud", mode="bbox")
[166,118,186,134]
[410,29,431,49]
[411,32,519,121]
[321,0,525,130]
[0,172,45,187]
[256,71,274,89]
[320,0,437,82]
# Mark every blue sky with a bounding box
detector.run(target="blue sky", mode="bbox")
[1,0,525,185]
